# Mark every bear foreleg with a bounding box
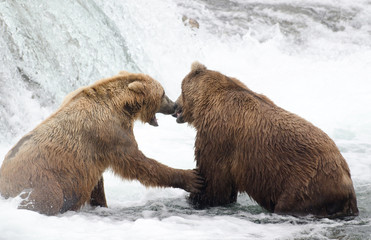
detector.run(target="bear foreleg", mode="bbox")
[189,167,237,208]
[89,176,107,208]
[111,153,203,193]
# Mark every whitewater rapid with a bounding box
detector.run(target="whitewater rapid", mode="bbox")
[0,0,370,239]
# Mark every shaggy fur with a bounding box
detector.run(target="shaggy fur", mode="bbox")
[0,72,202,215]
[174,62,358,218]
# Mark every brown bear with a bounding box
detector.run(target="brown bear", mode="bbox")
[173,62,359,218]
[0,71,202,215]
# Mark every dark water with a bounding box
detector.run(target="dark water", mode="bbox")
[75,192,370,239]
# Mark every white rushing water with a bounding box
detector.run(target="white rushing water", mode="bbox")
[0,0,370,239]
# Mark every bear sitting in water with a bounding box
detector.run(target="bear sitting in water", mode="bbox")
[0,71,202,215]
[173,62,358,218]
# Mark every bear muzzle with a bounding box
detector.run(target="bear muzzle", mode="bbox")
[149,94,177,127]
[172,103,185,124]
[157,95,176,115]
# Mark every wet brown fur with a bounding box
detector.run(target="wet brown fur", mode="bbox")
[176,62,359,218]
[0,72,202,215]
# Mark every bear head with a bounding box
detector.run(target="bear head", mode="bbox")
[173,62,207,124]
[75,72,175,127]
[127,75,175,126]
[173,62,248,125]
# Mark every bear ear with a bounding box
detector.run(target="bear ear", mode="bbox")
[128,81,146,94]
[191,61,207,72]
[118,70,130,76]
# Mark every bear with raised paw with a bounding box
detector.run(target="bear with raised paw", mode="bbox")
[0,71,202,215]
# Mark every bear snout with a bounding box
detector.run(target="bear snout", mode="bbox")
[157,95,176,115]
[172,103,179,118]
[171,100,185,123]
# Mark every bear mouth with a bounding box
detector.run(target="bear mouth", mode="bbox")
[149,115,159,126]
[172,109,185,124]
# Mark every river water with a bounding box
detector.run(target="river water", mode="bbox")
[0,0,370,239]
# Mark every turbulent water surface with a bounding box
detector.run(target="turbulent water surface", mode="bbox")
[0,0,370,239]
